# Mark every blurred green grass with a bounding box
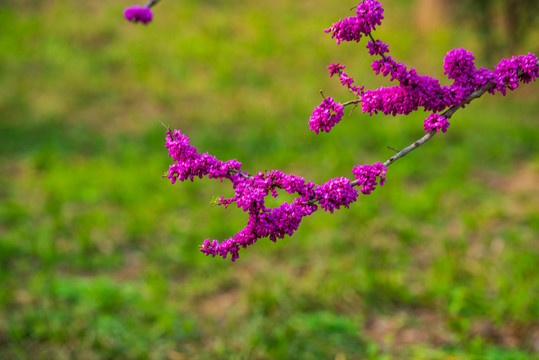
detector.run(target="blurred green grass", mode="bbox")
[0,1,538,359]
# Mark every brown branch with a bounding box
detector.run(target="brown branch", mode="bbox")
[342,99,362,106]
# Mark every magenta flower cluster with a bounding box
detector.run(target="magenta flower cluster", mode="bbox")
[352,162,387,195]
[492,54,539,95]
[309,97,345,135]
[366,39,389,56]
[358,49,536,133]
[423,114,450,133]
[166,129,241,184]
[327,62,346,77]
[161,0,537,261]
[124,5,153,25]
[325,0,384,44]
[315,177,358,214]
[166,130,383,261]
[321,3,537,135]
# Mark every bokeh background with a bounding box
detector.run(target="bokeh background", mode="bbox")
[1,0,538,359]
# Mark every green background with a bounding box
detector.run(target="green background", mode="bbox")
[1,1,538,359]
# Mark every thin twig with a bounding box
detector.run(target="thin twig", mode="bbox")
[382,130,435,167]
[348,104,357,117]
[144,0,161,8]
[158,119,171,132]
[342,99,362,106]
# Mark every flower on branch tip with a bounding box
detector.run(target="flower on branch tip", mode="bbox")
[356,0,384,27]
[325,0,384,44]
[352,162,387,195]
[124,5,153,25]
[515,53,539,84]
[200,199,317,262]
[423,113,450,133]
[165,129,241,183]
[492,53,539,95]
[309,97,345,134]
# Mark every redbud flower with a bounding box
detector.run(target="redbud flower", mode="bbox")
[351,85,365,96]
[366,39,389,56]
[309,97,345,134]
[327,62,346,77]
[443,48,476,81]
[492,53,539,95]
[423,113,450,133]
[339,72,355,88]
[165,130,241,183]
[515,53,539,84]
[315,177,358,213]
[325,0,384,44]
[124,5,153,25]
[352,162,386,195]
[357,0,384,31]
[471,67,494,89]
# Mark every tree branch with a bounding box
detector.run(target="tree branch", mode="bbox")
[382,130,435,168]
[144,0,161,8]
[381,64,534,168]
